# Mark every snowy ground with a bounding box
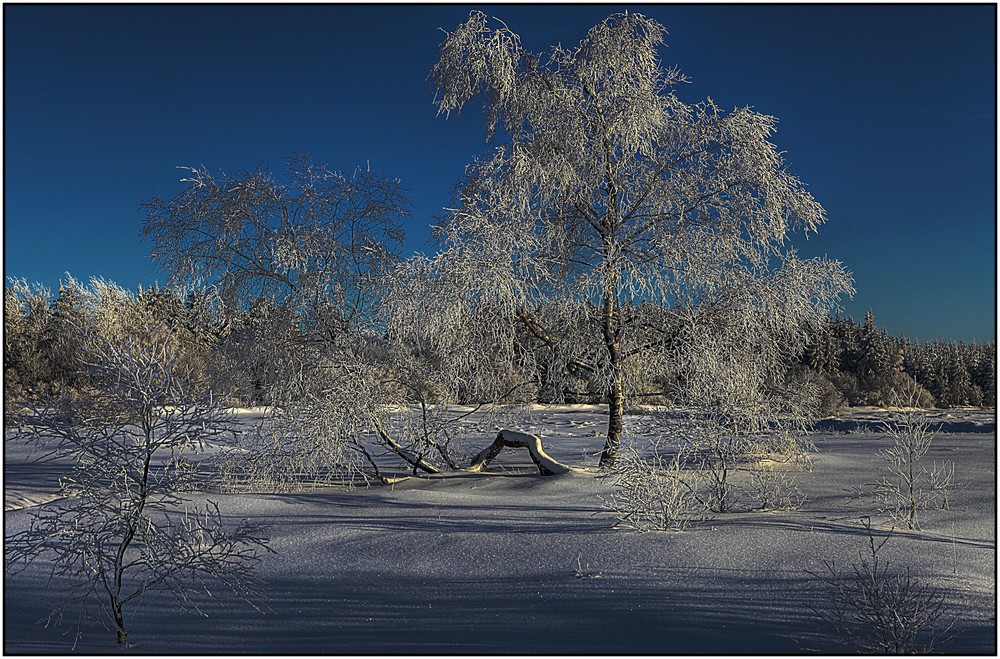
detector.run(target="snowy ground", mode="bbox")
[4,406,996,653]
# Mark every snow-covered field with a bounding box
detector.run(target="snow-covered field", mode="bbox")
[4,406,996,653]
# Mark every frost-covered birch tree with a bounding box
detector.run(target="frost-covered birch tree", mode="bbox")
[142,154,453,482]
[142,153,406,342]
[428,11,853,465]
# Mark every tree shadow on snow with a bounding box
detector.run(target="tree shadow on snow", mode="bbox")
[6,565,993,654]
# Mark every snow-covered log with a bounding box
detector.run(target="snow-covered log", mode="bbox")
[469,430,571,476]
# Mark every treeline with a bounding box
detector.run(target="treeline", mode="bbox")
[5,278,221,401]
[4,277,307,407]
[799,310,996,412]
[5,278,996,416]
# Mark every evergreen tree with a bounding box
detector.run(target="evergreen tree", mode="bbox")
[856,310,896,403]
[137,283,184,329]
[802,316,838,375]
[927,342,978,407]
[971,344,997,406]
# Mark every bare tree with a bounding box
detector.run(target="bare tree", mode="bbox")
[142,154,407,335]
[429,11,852,465]
[5,306,268,647]
[142,155,458,483]
[873,384,957,530]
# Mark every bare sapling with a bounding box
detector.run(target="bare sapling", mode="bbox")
[684,417,744,514]
[873,384,957,530]
[745,428,810,511]
[810,517,954,653]
[5,317,268,647]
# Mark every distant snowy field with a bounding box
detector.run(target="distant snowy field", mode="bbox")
[4,406,996,653]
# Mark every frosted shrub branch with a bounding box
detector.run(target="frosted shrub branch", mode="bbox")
[603,440,706,532]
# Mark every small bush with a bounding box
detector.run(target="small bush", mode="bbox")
[747,459,806,511]
[602,441,706,532]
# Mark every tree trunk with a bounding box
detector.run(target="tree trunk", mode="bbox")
[600,377,624,466]
[598,273,624,467]
[369,414,440,474]
[112,599,127,646]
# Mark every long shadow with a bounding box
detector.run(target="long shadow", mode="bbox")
[6,487,994,654]
[704,516,996,550]
[6,563,993,654]
[232,492,614,537]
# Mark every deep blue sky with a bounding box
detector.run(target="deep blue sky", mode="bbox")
[4,4,996,342]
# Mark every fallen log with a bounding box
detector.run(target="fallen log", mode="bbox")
[469,429,571,476]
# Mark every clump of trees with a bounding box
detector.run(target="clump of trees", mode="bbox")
[799,310,995,411]
[10,283,988,422]
[5,277,223,417]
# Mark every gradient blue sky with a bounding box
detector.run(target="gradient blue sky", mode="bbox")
[4,4,996,342]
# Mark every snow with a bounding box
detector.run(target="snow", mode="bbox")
[4,406,995,653]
